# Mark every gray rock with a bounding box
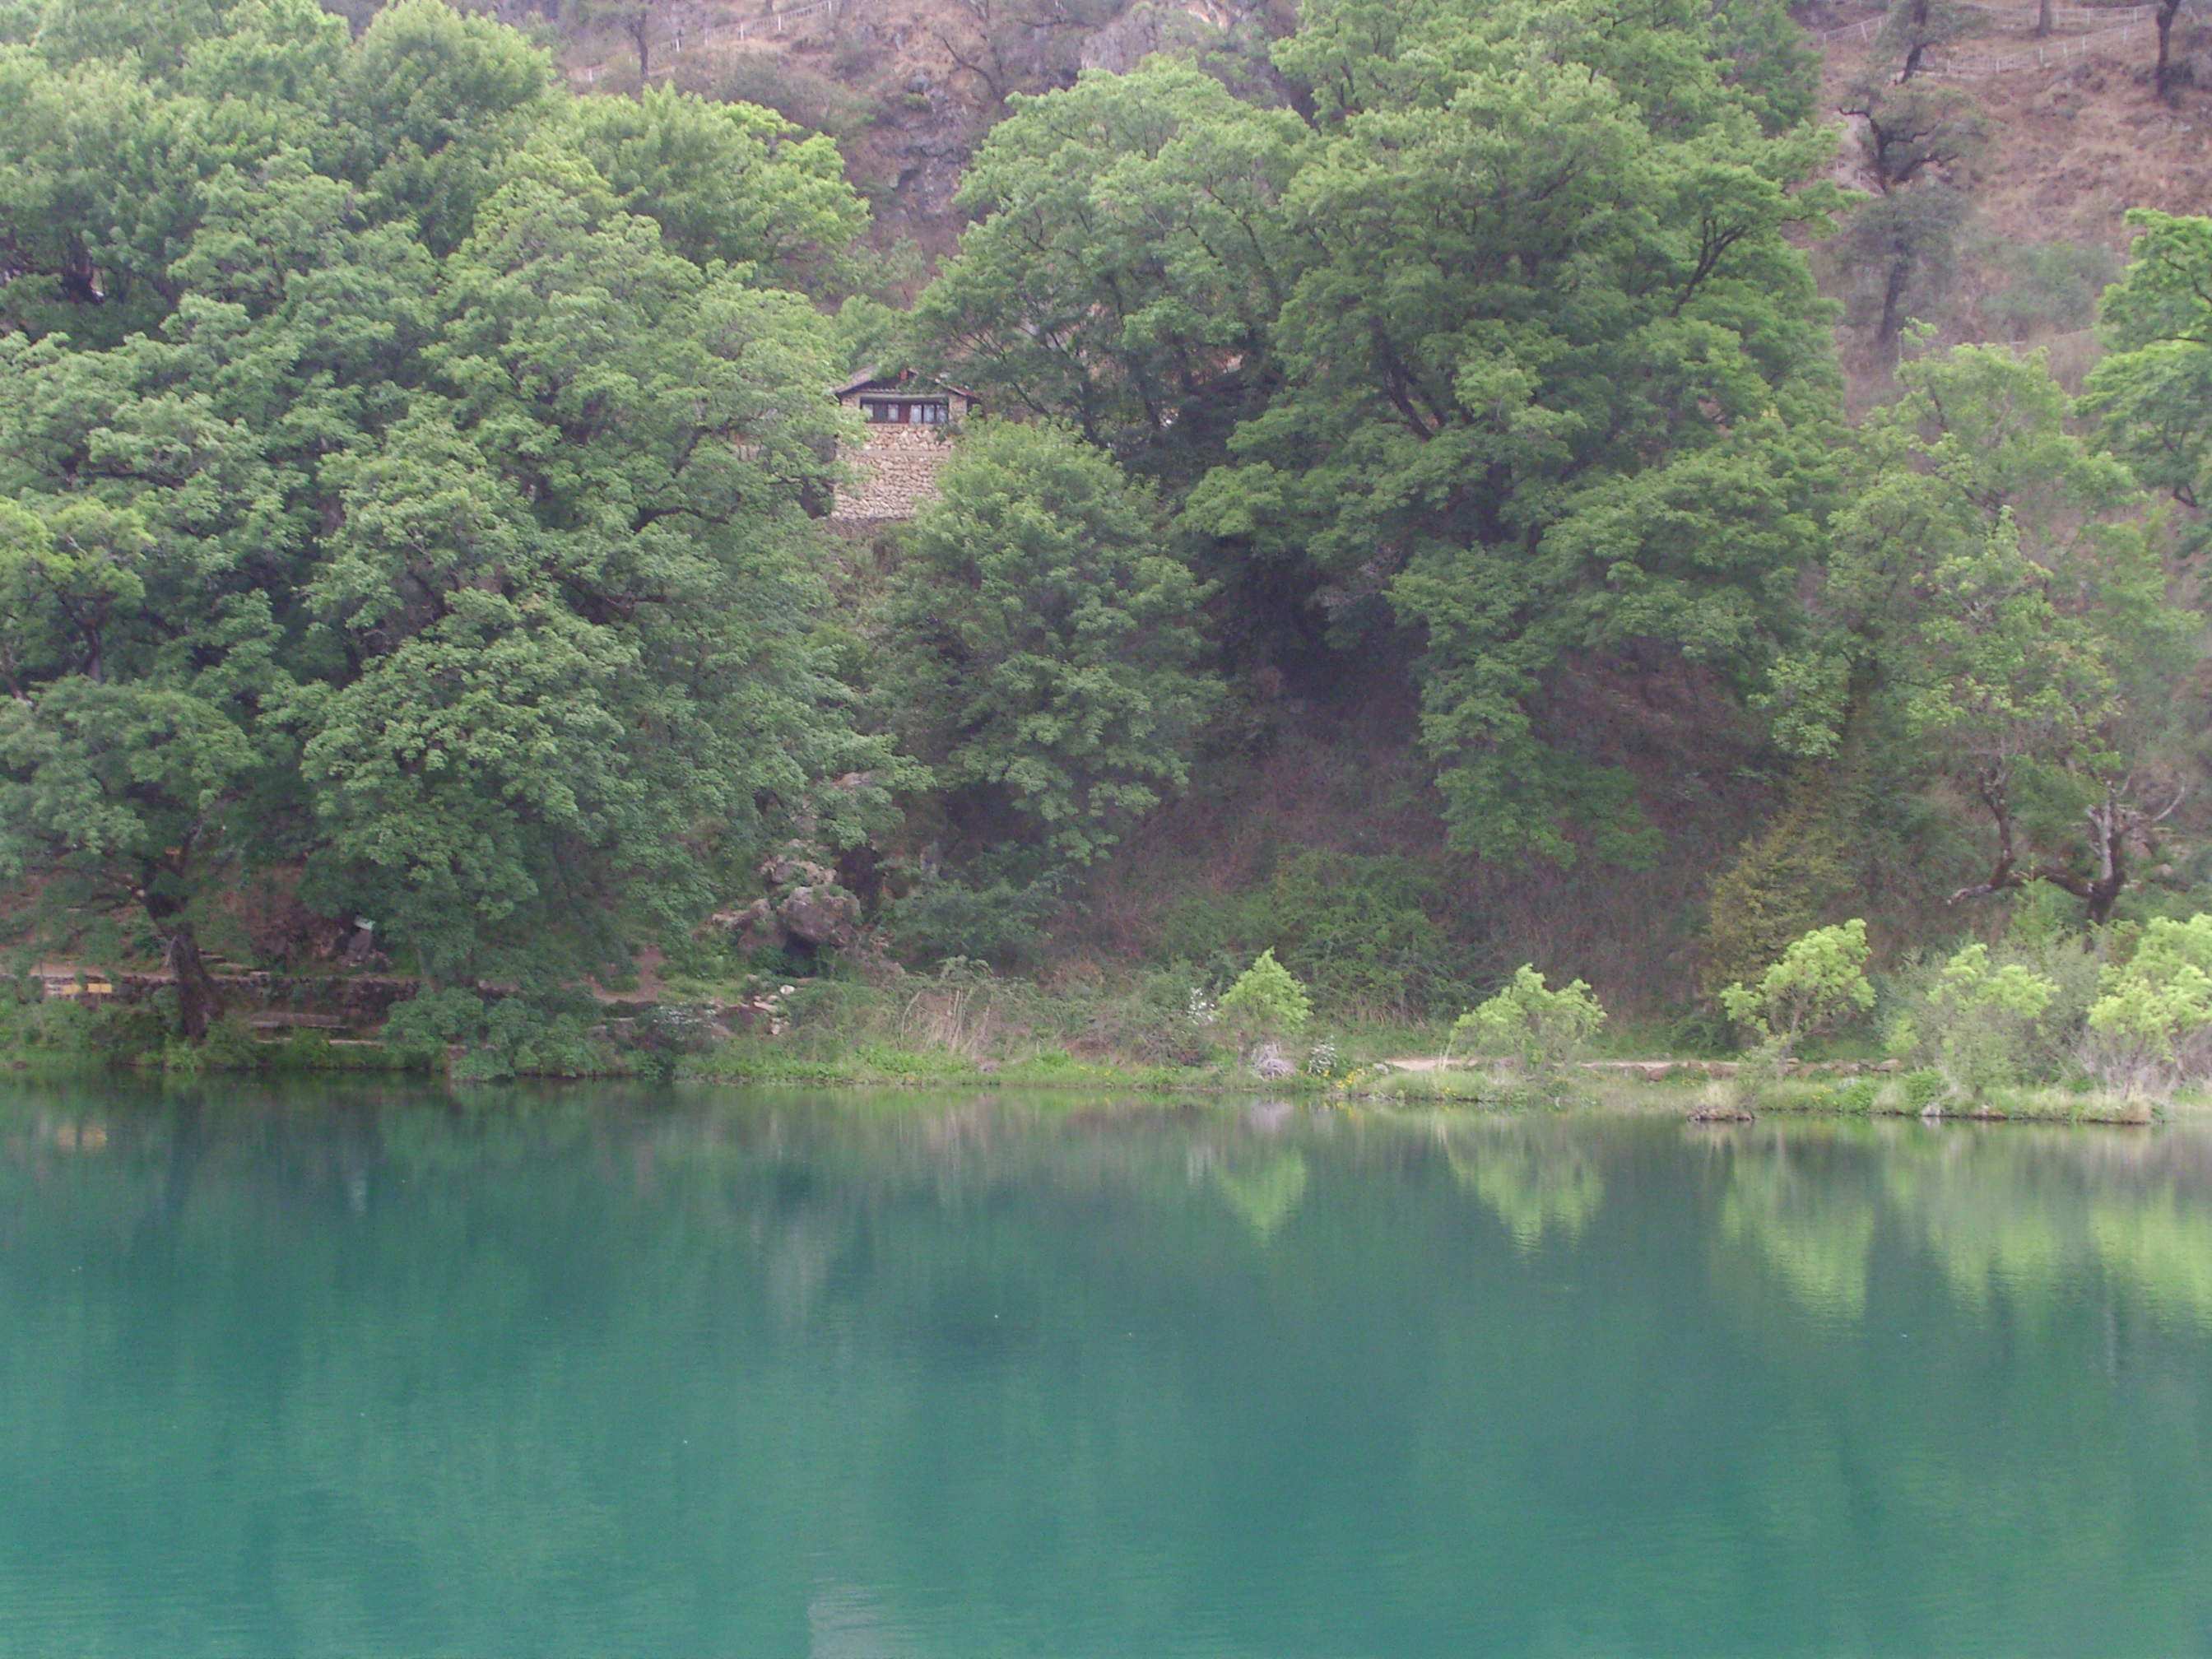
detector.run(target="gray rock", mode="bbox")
[712,898,784,954]
[778,885,862,950]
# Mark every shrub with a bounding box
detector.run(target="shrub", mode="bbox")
[1982,239,2119,339]
[381,988,486,1069]
[381,988,609,1080]
[1902,1068,1948,1111]
[1884,936,2094,1096]
[716,55,877,141]
[1215,949,1312,1053]
[1914,943,2061,1097]
[1720,919,1875,1065]
[1023,964,1217,1066]
[1266,850,1473,1017]
[2085,913,2212,1099]
[1153,887,1279,990]
[182,1014,263,1075]
[1155,848,1477,1017]
[882,876,1059,966]
[83,1002,169,1066]
[1698,777,1856,1006]
[1455,965,1607,1075]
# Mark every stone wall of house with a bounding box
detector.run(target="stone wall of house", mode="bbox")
[830,423,953,525]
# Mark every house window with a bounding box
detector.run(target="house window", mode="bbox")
[853,400,950,425]
[857,397,950,425]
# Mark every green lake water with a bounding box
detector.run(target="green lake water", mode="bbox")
[2,1080,2210,1657]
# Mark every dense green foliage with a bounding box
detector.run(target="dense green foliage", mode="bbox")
[881,419,1218,875]
[1697,775,1857,1003]
[1768,342,2195,925]
[1720,918,1875,1062]
[2084,913,2212,1098]
[1215,946,1313,1049]
[1906,941,2063,1097]
[1455,964,1607,1075]
[922,0,1849,863]
[0,0,890,1024]
[1156,848,1474,1017]
[2,0,2209,1061]
[908,62,1300,472]
[2085,211,2212,555]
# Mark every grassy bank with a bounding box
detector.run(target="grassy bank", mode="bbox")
[1360,1065,2159,1123]
[1,977,2184,1125]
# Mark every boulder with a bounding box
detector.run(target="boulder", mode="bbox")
[760,847,835,890]
[710,898,784,954]
[778,884,862,951]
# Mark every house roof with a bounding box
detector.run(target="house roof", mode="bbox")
[833,365,980,402]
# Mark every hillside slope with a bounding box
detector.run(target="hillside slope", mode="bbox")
[525,0,2211,1016]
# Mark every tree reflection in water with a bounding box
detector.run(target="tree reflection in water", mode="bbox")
[2,1080,2210,1656]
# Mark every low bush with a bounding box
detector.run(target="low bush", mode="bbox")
[2084,913,2212,1099]
[1217,949,1311,1030]
[1982,238,2119,338]
[381,989,615,1081]
[1266,851,1474,1018]
[1883,936,2099,1098]
[1913,943,2058,1097]
[882,877,1061,967]
[1721,919,1875,1068]
[1455,965,1607,1076]
[1155,848,1477,1017]
[1215,950,1313,1072]
[715,55,879,141]
[84,1003,170,1066]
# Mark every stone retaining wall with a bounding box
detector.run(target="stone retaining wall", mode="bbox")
[105,973,420,1025]
[830,425,952,524]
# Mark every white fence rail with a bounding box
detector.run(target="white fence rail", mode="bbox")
[1917,20,2142,73]
[572,0,845,81]
[1817,0,2205,75]
[689,0,843,47]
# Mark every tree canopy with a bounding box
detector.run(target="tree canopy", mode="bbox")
[0,0,887,1017]
[921,0,1851,864]
[2085,211,2212,552]
[2,0,2207,1039]
[881,418,1219,877]
[1769,342,2193,923]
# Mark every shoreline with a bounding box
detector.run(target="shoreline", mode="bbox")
[0,1043,2171,1126]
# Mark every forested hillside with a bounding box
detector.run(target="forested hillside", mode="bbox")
[2,0,2207,1058]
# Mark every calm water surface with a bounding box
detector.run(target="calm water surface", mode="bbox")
[2,1079,2210,1657]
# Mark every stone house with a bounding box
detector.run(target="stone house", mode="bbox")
[829,368,981,527]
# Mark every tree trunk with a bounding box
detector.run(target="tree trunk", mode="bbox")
[167,922,219,1044]
[1899,0,1932,78]
[142,893,220,1043]
[1878,253,1912,343]
[2035,0,2052,37]
[2080,797,2129,925]
[2154,0,2182,100]
[628,10,651,78]
[1951,778,2135,924]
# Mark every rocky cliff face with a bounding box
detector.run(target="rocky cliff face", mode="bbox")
[520,0,1289,279]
